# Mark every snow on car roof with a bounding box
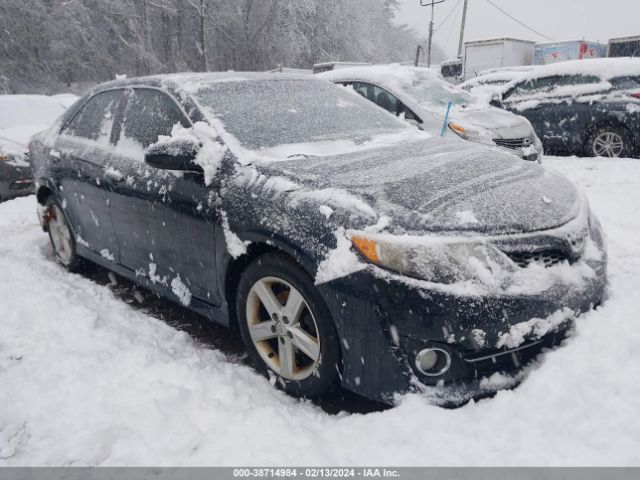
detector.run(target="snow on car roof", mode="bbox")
[478,65,536,76]
[460,70,525,88]
[97,71,318,94]
[511,57,640,82]
[317,63,442,83]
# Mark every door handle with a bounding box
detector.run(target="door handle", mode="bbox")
[50,149,61,162]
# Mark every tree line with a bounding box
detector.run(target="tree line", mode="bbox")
[0,0,430,94]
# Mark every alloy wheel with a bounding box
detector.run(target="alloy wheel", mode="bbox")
[48,204,74,266]
[592,131,625,157]
[245,276,321,381]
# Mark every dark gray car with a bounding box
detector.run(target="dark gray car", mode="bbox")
[0,135,34,201]
[29,73,607,405]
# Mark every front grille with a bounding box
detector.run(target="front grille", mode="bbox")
[506,249,572,268]
[493,136,534,150]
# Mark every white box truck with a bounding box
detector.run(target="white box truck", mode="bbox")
[608,35,640,58]
[463,38,535,80]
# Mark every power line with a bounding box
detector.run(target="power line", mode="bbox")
[434,0,462,33]
[483,0,554,41]
[442,2,460,48]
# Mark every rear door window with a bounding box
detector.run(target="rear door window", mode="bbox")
[118,88,190,152]
[62,90,123,144]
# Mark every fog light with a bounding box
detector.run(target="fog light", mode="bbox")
[415,348,451,377]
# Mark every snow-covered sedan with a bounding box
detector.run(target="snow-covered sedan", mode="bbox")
[318,64,543,162]
[493,58,640,158]
[0,94,77,201]
[30,73,607,405]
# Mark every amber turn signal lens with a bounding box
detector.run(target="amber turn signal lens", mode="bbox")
[351,235,380,263]
[448,122,465,135]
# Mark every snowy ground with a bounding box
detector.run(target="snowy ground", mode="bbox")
[1,156,639,466]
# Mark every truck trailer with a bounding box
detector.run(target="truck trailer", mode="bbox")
[534,40,607,65]
[608,36,640,58]
[462,38,535,80]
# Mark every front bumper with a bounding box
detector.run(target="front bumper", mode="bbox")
[0,162,34,201]
[318,247,606,405]
[493,135,544,163]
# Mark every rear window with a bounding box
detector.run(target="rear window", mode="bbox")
[610,76,640,90]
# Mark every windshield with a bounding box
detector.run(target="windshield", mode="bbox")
[192,79,405,150]
[401,70,478,109]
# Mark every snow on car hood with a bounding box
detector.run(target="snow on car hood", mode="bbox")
[413,104,534,139]
[450,106,529,133]
[256,137,579,236]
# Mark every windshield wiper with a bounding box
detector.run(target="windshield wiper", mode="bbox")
[286,153,319,159]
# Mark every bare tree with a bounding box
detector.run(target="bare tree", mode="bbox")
[0,0,420,93]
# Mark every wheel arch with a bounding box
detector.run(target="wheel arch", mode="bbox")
[583,116,634,155]
[223,239,318,332]
[36,184,54,205]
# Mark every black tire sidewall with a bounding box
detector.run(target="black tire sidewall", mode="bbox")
[236,252,341,398]
[46,197,81,271]
[588,126,632,158]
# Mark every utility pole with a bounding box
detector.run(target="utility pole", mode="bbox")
[457,0,469,58]
[419,0,445,67]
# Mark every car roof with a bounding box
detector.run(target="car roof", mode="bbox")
[316,64,444,84]
[509,57,640,83]
[92,71,321,95]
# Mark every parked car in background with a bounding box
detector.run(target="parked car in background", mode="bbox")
[0,94,77,201]
[493,58,640,158]
[608,35,640,58]
[459,70,526,101]
[319,64,543,162]
[29,73,607,405]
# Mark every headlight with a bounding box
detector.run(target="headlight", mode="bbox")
[351,234,516,285]
[448,122,495,146]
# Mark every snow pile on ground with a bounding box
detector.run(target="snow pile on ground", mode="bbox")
[1,156,639,465]
[0,94,78,161]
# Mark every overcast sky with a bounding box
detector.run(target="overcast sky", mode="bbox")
[394,0,640,59]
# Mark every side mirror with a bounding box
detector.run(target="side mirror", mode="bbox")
[144,138,201,171]
[406,118,424,130]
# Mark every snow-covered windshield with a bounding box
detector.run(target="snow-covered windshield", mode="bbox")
[402,71,477,108]
[192,79,405,150]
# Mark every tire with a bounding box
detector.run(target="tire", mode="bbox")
[45,197,83,271]
[586,125,633,158]
[236,252,341,398]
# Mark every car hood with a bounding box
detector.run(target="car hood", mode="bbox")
[414,104,534,140]
[255,138,579,236]
[449,106,533,138]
